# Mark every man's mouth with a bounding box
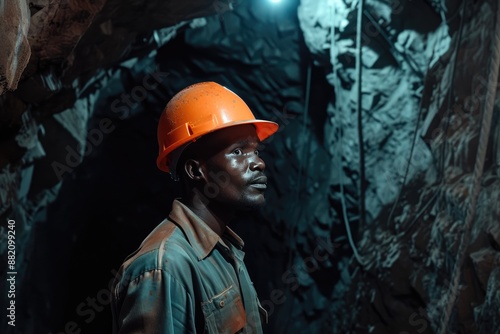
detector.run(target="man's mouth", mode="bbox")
[250,183,267,189]
[249,176,268,189]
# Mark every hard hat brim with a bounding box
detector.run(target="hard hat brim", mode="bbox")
[156,119,279,173]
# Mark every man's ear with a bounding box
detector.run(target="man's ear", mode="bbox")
[184,158,207,182]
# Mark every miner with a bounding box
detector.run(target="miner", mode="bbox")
[111,81,278,333]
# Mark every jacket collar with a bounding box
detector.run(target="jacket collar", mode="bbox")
[168,199,245,260]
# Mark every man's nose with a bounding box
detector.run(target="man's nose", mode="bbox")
[249,155,266,171]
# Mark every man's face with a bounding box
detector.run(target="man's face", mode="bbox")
[198,124,268,210]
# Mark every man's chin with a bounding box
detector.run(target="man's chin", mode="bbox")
[236,196,266,211]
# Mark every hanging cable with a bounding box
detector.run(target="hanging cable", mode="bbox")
[385,88,425,232]
[439,1,500,332]
[296,63,313,200]
[385,58,431,232]
[286,62,313,269]
[328,0,367,267]
[438,1,467,181]
[356,0,366,232]
[386,0,466,233]
[330,0,366,266]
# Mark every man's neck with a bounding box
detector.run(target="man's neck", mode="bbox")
[183,192,234,237]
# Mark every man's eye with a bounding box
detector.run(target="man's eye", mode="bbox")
[233,148,243,155]
[255,150,260,156]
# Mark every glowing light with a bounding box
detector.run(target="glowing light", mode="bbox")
[269,0,282,3]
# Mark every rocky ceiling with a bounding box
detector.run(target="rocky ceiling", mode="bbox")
[0,0,231,164]
[1,0,500,333]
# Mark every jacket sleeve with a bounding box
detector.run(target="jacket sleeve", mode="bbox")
[113,269,197,334]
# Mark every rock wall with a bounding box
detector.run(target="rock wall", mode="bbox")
[298,0,500,332]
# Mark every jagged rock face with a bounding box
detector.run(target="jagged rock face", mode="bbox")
[0,0,228,180]
[299,0,500,332]
[2,0,500,333]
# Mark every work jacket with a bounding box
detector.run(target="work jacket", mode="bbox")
[111,199,267,333]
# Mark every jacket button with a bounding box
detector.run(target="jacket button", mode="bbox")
[219,300,225,308]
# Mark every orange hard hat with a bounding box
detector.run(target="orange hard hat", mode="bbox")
[157,81,279,175]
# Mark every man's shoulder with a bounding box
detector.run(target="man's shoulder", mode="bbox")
[118,219,197,281]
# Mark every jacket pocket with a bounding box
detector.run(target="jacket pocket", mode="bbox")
[201,285,247,334]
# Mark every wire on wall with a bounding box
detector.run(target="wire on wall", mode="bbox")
[296,63,312,201]
[437,1,467,182]
[386,0,466,233]
[286,62,313,269]
[331,0,367,267]
[356,0,366,234]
